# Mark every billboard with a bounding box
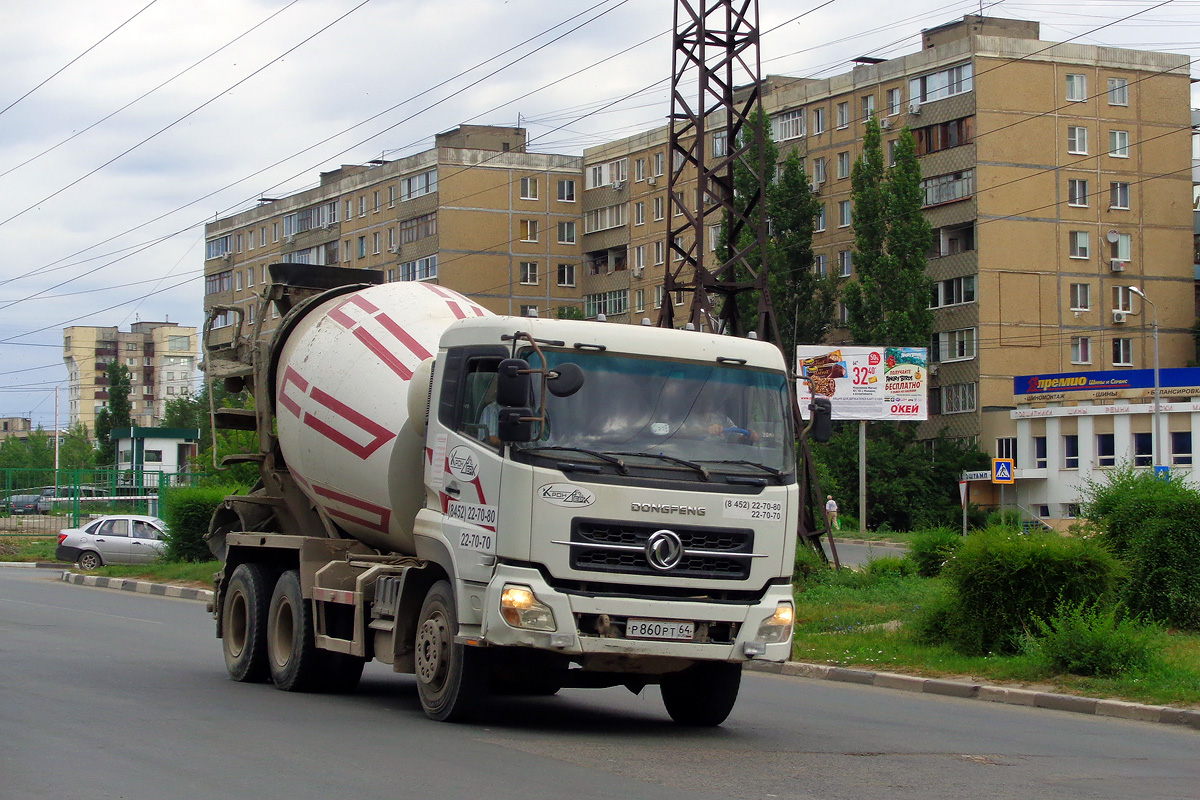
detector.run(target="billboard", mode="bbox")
[796,346,929,421]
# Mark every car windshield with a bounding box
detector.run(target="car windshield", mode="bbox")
[519,348,795,475]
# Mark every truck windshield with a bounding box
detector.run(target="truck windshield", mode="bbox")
[521,349,795,476]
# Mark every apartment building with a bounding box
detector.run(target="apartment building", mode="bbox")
[202,125,584,344]
[580,16,1194,470]
[63,322,199,433]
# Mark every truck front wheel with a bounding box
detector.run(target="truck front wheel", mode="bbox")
[660,661,742,726]
[222,563,271,682]
[414,580,484,722]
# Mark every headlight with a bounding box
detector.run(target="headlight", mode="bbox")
[499,584,556,631]
[756,602,794,644]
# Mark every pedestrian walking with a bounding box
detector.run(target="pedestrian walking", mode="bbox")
[825,495,839,531]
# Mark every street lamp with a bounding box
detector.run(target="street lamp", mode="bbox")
[1128,286,1160,468]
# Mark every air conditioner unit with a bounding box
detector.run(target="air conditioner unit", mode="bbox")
[221,252,232,262]
[632,266,644,278]
[646,176,657,186]
[1110,259,1127,272]
[612,180,626,191]
[879,117,892,129]
[284,234,295,244]
[909,100,921,115]
[1112,310,1128,324]
[809,181,821,194]
[389,246,400,254]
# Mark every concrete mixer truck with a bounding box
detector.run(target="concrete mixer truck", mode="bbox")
[203,263,829,725]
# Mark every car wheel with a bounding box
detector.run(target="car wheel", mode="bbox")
[77,551,103,571]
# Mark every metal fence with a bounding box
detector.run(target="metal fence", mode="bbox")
[0,468,205,536]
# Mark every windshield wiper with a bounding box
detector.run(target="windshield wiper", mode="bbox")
[521,446,628,474]
[698,460,784,480]
[605,452,710,481]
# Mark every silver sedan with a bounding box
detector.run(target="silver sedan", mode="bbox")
[55,515,168,570]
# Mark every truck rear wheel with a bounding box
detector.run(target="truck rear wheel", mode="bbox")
[414,580,484,722]
[222,563,271,682]
[267,569,322,692]
[660,661,742,726]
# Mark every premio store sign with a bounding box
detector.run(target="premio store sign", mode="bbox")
[1014,367,1200,403]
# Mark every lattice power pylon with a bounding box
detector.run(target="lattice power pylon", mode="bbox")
[657,0,778,344]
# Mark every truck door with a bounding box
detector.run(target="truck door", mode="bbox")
[434,348,507,583]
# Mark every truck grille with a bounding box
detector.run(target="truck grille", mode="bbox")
[566,518,757,581]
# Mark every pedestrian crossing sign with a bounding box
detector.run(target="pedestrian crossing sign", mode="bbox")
[992,458,1014,484]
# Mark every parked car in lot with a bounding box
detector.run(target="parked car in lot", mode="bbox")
[56,515,168,570]
[37,485,109,513]
[4,495,43,515]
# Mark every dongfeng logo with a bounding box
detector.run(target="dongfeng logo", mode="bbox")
[538,483,595,508]
[447,446,478,481]
[645,529,684,571]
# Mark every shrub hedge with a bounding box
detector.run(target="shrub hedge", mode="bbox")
[1021,601,1164,677]
[160,485,242,562]
[906,527,962,577]
[919,528,1121,655]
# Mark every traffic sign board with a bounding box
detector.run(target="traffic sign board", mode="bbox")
[992,458,1014,484]
[961,470,991,482]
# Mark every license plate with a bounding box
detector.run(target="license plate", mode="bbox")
[626,618,695,641]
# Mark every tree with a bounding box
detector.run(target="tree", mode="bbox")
[843,119,934,347]
[555,306,585,321]
[96,362,132,467]
[58,423,96,470]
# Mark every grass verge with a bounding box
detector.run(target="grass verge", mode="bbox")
[0,535,218,589]
[793,571,1200,709]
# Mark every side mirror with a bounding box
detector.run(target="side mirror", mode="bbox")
[496,358,531,406]
[497,407,535,442]
[809,396,833,443]
[546,362,584,398]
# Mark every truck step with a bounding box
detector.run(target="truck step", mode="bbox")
[221,453,265,465]
[214,408,257,430]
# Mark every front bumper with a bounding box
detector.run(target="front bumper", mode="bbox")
[476,563,794,663]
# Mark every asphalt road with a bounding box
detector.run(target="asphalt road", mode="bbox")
[2,566,1196,800]
[820,539,907,568]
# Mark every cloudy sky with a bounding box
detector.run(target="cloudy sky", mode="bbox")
[0,0,1196,428]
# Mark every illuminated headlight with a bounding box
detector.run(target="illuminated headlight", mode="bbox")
[756,602,794,644]
[499,584,556,631]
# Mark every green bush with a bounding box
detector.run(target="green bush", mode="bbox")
[906,527,962,577]
[160,485,243,562]
[918,529,1121,655]
[1021,601,1164,677]
[1081,466,1200,629]
[861,555,915,579]
[793,540,828,584]
[984,509,1021,532]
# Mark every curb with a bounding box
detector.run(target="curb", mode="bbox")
[59,570,214,603]
[0,561,64,569]
[744,660,1200,731]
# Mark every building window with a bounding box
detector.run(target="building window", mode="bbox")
[373,191,380,213]
[520,177,538,200]
[931,328,976,362]
[634,159,645,182]
[358,196,366,217]
[653,152,664,177]
[634,288,645,312]
[1066,73,1087,102]
[772,110,805,142]
[1110,181,1130,210]
[1067,126,1088,155]
[357,237,366,259]
[1097,432,1116,467]
[1035,436,1048,468]
[583,204,626,233]
[838,250,852,277]
[519,261,538,285]
[930,275,975,308]
[399,255,438,281]
[921,170,973,207]
[399,213,436,244]
[1109,130,1130,158]
[814,205,825,232]
[1070,282,1091,311]
[557,221,576,244]
[812,157,826,184]
[838,302,849,325]
[400,169,437,201]
[519,220,539,242]
[654,285,665,309]
[1113,337,1133,366]
[838,200,851,228]
[1070,336,1091,364]
[388,186,395,207]
[1110,232,1132,265]
[996,437,1017,463]
[205,270,232,295]
[634,201,645,226]
[1107,77,1128,106]
[653,196,664,221]
[1133,432,1153,467]
[836,101,849,129]
[812,107,825,134]
[634,244,646,270]
[836,152,850,179]
[1067,178,1089,207]
[557,262,575,287]
[909,62,972,103]
[205,235,232,260]
[861,94,875,121]
[940,382,977,414]
[1064,434,1079,469]
[1172,431,1192,465]
[814,253,827,277]
[654,240,665,265]
[886,88,902,116]
[1112,284,1133,312]
[555,179,575,203]
[584,289,629,319]
[887,139,898,167]
[1069,231,1090,259]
